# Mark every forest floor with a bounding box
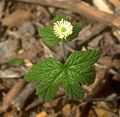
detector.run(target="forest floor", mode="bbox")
[0,0,120,117]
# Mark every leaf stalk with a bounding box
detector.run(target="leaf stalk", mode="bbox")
[61,39,67,61]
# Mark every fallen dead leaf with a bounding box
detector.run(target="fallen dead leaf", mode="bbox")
[24,59,33,67]
[2,10,32,28]
[0,84,4,90]
[0,39,20,64]
[62,104,72,117]
[108,0,120,8]
[18,49,24,55]
[93,0,113,14]
[93,106,112,117]
[36,111,47,117]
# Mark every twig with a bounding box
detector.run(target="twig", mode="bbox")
[39,40,55,57]
[25,88,120,111]
[65,44,74,52]
[25,98,43,111]
[0,79,26,113]
[83,96,120,102]
[14,0,120,28]
[95,63,120,77]
[25,87,65,111]
[12,82,39,110]
[0,66,28,79]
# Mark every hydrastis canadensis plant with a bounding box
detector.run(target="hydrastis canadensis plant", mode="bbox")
[25,14,101,101]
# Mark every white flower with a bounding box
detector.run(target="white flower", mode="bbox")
[53,19,73,39]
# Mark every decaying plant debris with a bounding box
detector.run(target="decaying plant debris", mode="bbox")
[0,0,120,117]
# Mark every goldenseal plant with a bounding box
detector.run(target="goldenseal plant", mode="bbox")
[25,14,101,101]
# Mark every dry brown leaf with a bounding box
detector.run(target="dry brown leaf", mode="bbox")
[94,107,110,117]
[24,59,33,67]
[108,0,120,8]
[36,111,47,117]
[62,104,72,117]
[0,83,4,90]
[43,102,53,108]
[93,0,113,14]
[0,39,20,64]
[2,10,32,28]
[93,103,113,117]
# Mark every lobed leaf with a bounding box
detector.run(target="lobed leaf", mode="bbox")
[25,50,101,101]
[53,14,67,23]
[38,27,61,45]
[36,77,61,101]
[65,50,101,85]
[25,57,64,83]
[63,80,84,100]
[67,23,82,41]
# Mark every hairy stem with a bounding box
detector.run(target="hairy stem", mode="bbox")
[61,39,67,61]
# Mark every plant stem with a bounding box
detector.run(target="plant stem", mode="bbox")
[61,39,67,61]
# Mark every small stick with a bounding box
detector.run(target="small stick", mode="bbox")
[25,87,65,111]
[95,63,120,77]
[0,79,26,113]
[83,96,120,102]
[12,82,39,110]
[14,0,120,28]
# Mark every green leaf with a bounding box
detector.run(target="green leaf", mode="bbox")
[63,79,84,100]
[36,77,61,101]
[9,59,24,66]
[25,57,64,101]
[38,27,61,45]
[65,50,101,85]
[67,23,82,41]
[25,57,64,83]
[25,50,100,101]
[53,14,67,23]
